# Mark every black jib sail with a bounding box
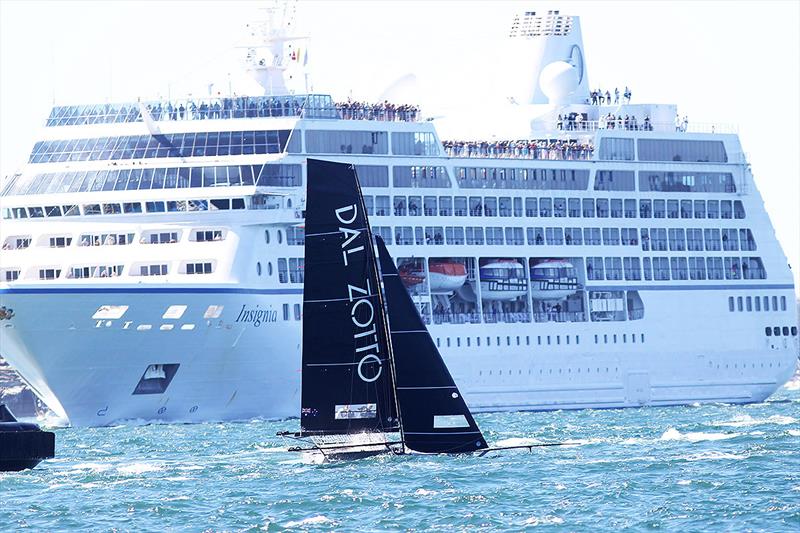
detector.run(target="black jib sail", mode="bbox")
[375,236,489,454]
[301,159,399,438]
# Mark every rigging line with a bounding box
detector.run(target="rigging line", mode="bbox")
[403,431,483,435]
[391,330,428,334]
[305,358,390,367]
[306,227,368,238]
[395,386,456,390]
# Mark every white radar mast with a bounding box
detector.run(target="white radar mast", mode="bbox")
[239,0,309,96]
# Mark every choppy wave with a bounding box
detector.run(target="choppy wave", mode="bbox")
[1,388,797,531]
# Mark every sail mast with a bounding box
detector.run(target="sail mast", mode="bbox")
[364,189,405,448]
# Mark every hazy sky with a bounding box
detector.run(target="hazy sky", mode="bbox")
[1,0,798,287]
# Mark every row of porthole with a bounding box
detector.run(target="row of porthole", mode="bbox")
[258,228,284,277]
[478,367,620,377]
[765,326,798,337]
[708,361,780,369]
[264,229,283,245]
[154,406,199,415]
[256,262,273,277]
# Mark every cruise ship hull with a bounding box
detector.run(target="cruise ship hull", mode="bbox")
[1,286,795,426]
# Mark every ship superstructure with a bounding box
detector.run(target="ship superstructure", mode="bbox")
[0,8,796,426]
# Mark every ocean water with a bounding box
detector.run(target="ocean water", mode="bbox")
[2,385,799,531]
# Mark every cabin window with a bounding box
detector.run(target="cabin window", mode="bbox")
[138,264,168,276]
[38,268,61,280]
[306,130,388,155]
[48,236,72,248]
[392,132,439,157]
[294,304,301,321]
[195,230,223,242]
[69,265,123,278]
[637,139,727,162]
[598,138,634,161]
[83,204,101,215]
[283,304,289,321]
[354,165,389,187]
[146,232,179,244]
[145,201,166,213]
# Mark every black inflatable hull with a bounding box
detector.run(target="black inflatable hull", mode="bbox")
[1,405,56,472]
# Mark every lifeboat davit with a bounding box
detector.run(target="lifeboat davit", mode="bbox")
[428,260,467,293]
[479,260,527,301]
[530,259,581,300]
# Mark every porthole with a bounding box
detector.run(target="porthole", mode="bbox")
[256,262,262,276]
[287,199,292,208]
[267,262,273,276]
[277,230,283,244]
[264,230,270,244]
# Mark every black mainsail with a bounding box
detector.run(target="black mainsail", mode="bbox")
[297,158,488,457]
[375,236,489,454]
[300,159,399,440]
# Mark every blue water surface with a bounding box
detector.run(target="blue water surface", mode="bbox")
[2,386,799,531]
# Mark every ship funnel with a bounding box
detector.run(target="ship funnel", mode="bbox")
[504,9,590,105]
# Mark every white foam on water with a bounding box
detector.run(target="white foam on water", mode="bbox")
[524,516,564,526]
[677,479,692,485]
[787,429,800,437]
[493,437,543,448]
[163,495,191,501]
[682,451,747,462]
[555,483,566,490]
[284,515,336,528]
[255,445,289,453]
[117,462,162,475]
[660,428,739,442]
[176,465,204,472]
[783,377,800,391]
[620,437,647,445]
[414,488,437,496]
[717,414,796,427]
[69,462,114,473]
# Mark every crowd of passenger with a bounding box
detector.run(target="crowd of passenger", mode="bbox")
[442,139,593,160]
[334,100,420,122]
[589,86,631,105]
[143,96,307,121]
[136,97,421,122]
[556,112,653,131]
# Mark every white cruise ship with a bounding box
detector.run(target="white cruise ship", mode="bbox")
[0,7,797,426]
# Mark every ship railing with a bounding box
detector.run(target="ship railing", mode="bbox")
[532,311,586,323]
[442,143,594,161]
[554,120,738,134]
[431,313,482,325]
[44,95,423,126]
[482,312,532,324]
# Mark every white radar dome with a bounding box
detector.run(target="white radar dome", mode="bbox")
[538,61,579,104]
